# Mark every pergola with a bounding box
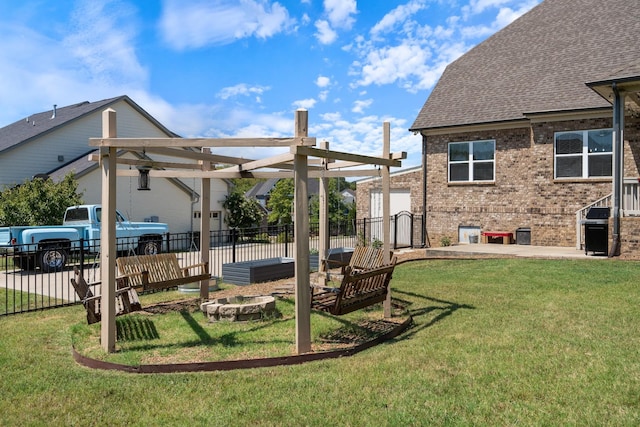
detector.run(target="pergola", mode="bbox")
[91,109,405,354]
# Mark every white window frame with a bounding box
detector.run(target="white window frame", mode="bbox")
[554,128,612,179]
[448,140,496,183]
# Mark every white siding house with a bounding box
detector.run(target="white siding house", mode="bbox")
[0,96,230,234]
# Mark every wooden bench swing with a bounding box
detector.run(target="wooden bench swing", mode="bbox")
[311,255,397,316]
[116,253,209,291]
[71,253,208,324]
[71,267,142,325]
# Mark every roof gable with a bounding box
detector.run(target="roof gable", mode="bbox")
[411,0,640,131]
[0,95,178,153]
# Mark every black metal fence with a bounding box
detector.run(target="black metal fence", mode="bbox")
[1,214,425,316]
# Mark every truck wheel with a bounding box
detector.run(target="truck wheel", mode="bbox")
[137,239,161,255]
[38,247,67,272]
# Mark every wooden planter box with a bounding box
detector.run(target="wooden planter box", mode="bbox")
[309,247,354,271]
[222,257,295,286]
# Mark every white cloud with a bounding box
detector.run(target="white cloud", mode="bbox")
[293,98,317,109]
[318,90,329,101]
[349,0,540,95]
[314,19,337,44]
[370,0,427,37]
[0,0,148,125]
[323,0,357,30]
[355,43,431,87]
[65,0,147,86]
[314,0,357,45]
[217,84,270,100]
[159,0,294,50]
[352,99,372,114]
[316,75,331,87]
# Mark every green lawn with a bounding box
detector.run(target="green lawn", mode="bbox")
[1,258,640,426]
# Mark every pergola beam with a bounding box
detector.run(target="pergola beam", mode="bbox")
[115,168,383,179]
[88,154,201,170]
[292,145,404,167]
[221,153,296,173]
[142,146,251,165]
[90,136,317,148]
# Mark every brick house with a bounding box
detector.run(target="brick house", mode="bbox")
[392,0,640,254]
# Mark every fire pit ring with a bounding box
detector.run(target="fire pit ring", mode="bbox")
[200,295,276,322]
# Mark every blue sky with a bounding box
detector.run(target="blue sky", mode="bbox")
[0,0,540,168]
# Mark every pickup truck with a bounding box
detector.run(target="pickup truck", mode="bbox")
[0,204,169,272]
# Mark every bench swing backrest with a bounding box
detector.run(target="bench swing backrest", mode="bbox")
[116,253,209,291]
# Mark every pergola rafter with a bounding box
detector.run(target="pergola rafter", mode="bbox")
[92,109,403,354]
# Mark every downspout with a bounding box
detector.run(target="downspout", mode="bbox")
[609,82,624,257]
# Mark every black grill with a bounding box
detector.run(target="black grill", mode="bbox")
[585,207,610,220]
[582,207,609,255]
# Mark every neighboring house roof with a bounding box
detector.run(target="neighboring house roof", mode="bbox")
[0,95,179,154]
[245,178,280,200]
[411,0,640,131]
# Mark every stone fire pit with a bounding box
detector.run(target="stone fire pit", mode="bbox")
[200,295,276,322]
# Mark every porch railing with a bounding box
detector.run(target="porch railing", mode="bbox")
[575,178,640,249]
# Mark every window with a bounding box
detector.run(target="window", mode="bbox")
[448,140,495,182]
[193,211,220,219]
[554,129,612,179]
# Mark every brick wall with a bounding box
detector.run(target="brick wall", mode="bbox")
[371,113,640,250]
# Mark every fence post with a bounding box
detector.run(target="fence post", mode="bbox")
[284,224,289,258]
[393,214,398,249]
[410,213,414,248]
[362,218,367,245]
[79,238,85,277]
[232,229,237,263]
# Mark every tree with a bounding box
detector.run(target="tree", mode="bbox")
[222,191,264,229]
[0,173,83,226]
[309,178,353,224]
[267,178,294,225]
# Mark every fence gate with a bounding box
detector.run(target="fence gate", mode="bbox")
[393,211,413,248]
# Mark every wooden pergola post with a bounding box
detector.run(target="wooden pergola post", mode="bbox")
[317,140,330,287]
[100,108,118,352]
[294,109,311,353]
[200,147,212,299]
[382,122,392,318]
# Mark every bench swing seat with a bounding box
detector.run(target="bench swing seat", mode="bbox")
[311,256,397,316]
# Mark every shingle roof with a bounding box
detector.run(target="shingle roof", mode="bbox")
[410,0,640,131]
[0,95,179,153]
